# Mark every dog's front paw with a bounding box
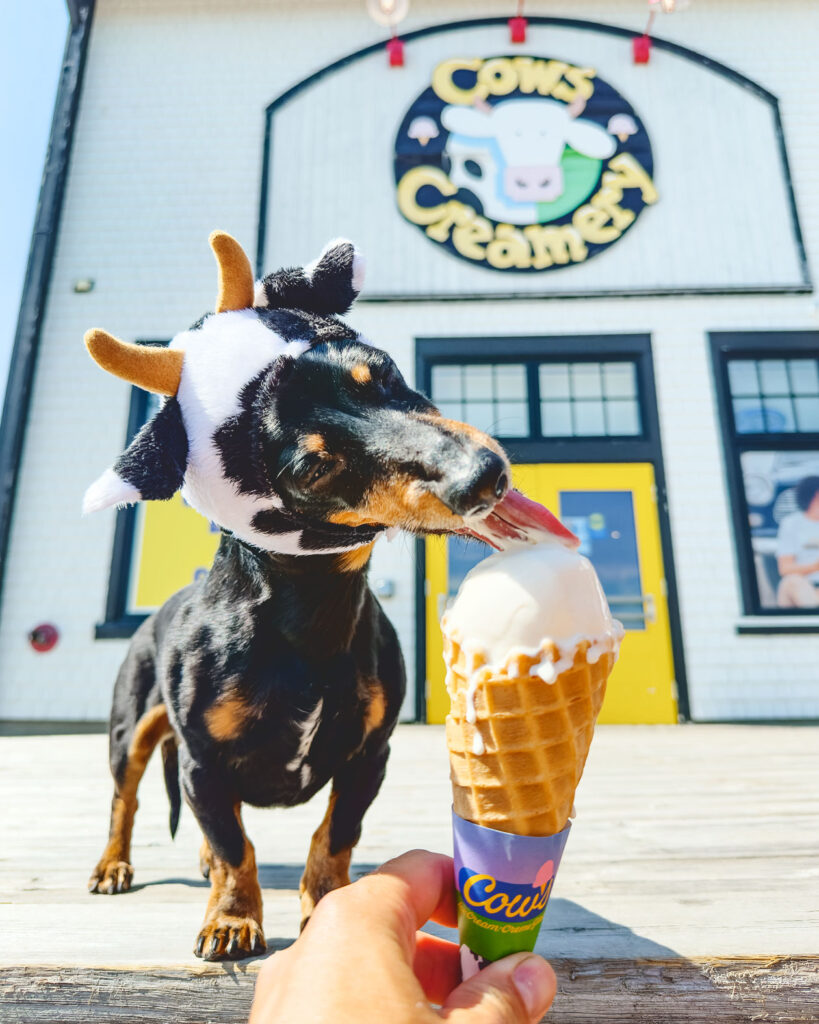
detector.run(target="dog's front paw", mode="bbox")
[88,860,134,894]
[194,914,266,961]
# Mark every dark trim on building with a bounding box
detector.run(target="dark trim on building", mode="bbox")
[736,623,819,635]
[256,105,274,292]
[710,331,819,624]
[355,285,812,303]
[0,1,95,615]
[0,719,107,736]
[256,15,810,293]
[772,99,811,291]
[641,347,691,722]
[95,615,146,640]
[65,0,89,29]
[414,333,689,723]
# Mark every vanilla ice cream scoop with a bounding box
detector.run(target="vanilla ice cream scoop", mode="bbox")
[443,542,623,676]
[443,537,623,835]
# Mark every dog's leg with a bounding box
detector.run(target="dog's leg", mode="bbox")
[199,837,213,879]
[88,703,172,894]
[184,768,265,960]
[300,736,390,929]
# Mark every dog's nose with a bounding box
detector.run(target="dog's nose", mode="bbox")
[440,451,509,517]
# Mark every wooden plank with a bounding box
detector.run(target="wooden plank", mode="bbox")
[1,724,818,1022]
[2,959,817,1023]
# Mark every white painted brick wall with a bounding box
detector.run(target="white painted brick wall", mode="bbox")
[1,0,817,720]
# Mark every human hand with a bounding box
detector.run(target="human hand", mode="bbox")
[249,849,556,1024]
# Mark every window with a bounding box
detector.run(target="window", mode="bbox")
[711,333,819,622]
[430,358,642,440]
[431,363,529,437]
[728,357,819,434]
[97,344,219,639]
[539,361,641,437]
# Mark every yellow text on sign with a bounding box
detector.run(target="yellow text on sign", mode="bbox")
[397,154,657,271]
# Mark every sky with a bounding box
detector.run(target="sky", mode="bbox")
[0,3,69,406]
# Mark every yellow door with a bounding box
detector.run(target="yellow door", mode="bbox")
[425,463,678,724]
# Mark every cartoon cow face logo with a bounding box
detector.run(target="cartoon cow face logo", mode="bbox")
[441,98,616,224]
[395,56,657,273]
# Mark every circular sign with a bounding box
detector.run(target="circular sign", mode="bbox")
[394,56,657,273]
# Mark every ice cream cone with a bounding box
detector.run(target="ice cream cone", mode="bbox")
[442,539,623,971]
[445,636,615,837]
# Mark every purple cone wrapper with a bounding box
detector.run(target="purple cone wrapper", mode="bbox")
[452,810,571,978]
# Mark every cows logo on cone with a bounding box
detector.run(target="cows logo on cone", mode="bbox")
[394,56,657,273]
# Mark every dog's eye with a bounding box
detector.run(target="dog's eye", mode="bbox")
[306,460,334,486]
[303,456,344,488]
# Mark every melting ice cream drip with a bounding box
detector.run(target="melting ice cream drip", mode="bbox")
[443,544,623,756]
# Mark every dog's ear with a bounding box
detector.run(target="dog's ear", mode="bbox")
[83,398,189,514]
[254,239,365,316]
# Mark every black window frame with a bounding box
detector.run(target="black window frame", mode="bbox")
[710,331,819,629]
[418,334,659,463]
[415,333,688,722]
[95,343,166,640]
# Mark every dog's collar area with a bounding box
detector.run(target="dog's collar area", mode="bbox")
[223,512,386,559]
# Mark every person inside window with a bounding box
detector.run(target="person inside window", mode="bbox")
[776,475,819,609]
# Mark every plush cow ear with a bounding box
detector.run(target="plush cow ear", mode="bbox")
[83,398,189,514]
[302,238,365,314]
[254,238,365,316]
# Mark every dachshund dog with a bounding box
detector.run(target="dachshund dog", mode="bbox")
[83,233,564,961]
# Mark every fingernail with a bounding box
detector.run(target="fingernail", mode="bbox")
[512,955,554,1018]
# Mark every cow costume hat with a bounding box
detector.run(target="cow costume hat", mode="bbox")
[83,231,383,555]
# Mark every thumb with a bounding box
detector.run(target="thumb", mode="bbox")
[440,953,556,1024]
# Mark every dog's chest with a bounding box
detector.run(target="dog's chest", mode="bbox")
[165,557,392,808]
[207,660,378,808]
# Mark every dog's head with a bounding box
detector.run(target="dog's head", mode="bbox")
[83,232,562,556]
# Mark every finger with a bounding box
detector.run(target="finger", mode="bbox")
[440,953,556,1024]
[373,849,458,930]
[248,948,292,1023]
[413,932,461,1005]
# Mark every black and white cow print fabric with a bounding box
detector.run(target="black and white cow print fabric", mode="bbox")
[83,239,385,555]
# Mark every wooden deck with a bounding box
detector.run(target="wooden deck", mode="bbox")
[1,724,817,1022]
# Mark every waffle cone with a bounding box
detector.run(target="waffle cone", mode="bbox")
[445,635,615,837]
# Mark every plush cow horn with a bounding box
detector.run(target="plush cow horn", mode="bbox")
[210,230,254,313]
[84,329,184,396]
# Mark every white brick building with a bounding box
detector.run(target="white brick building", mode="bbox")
[1,0,818,723]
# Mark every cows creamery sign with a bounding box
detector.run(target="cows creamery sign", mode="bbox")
[394,56,657,272]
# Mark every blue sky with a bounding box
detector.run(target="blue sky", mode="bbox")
[0,3,69,404]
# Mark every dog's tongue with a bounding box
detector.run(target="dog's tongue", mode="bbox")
[459,488,579,551]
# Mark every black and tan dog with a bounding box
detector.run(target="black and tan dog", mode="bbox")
[83,233,566,961]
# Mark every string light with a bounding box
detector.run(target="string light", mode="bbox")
[635,0,693,63]
[365,0,409,27]
[649,0,692,11]
[509,0,527,44]
[366,0,410,67]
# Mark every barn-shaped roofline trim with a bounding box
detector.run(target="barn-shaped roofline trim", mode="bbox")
[255,15,808,285]
[0,1,95,612]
